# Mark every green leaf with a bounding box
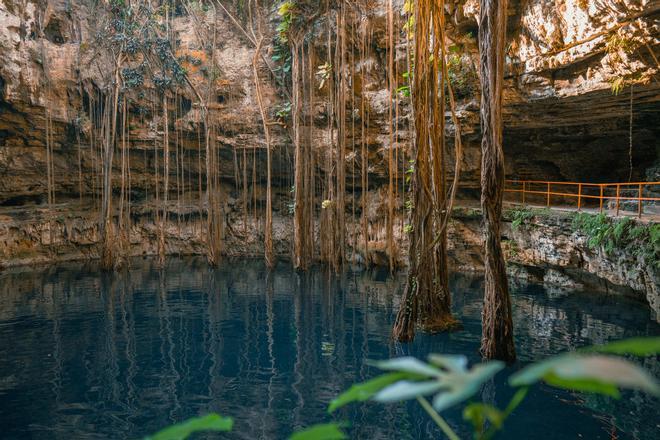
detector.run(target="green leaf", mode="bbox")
[432,362,505,412]
[277,1,294,17]
[428,354,468,373]
[510,354,660,397]
[470,362,506,384]
[145,414,233,440]
[584,337,660,357]
[368,356,503,413]
[289,423,348,440]
[543,374,621,398]
[433,385,480,413]
[503,387,529,417]
[463,403,504,431]
[373,380,444,402]
[328,372,409,413]
[372,357,442,377]
[510,356,564,387]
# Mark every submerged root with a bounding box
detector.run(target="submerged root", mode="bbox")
[392,313,416,342]
[421,315,462,333]
[100,225,123,271]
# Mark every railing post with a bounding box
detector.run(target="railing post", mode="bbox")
[522,181,526,206]
[547,182,550,207]
[615,185,620,216]
[599,185,604,213]
[638,183,643,218]
[577,184,582,211]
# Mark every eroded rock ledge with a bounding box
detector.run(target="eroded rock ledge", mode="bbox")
[1,200,657,320]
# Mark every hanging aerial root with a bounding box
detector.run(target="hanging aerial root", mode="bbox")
[392,0,461,342]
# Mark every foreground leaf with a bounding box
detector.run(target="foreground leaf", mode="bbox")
[374,380,443,403]
[328,372,409,413]
[432,361,505,412]
[289,423,348,440]
[463,403,505,432]
[543,374,620,398]
[145,414,233,440]
[584,337,660,357]
[372,357,442,377]
[510,354,660,397]
[463,388,529,440]
[428,354,468,373]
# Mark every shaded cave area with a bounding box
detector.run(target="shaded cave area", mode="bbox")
[504,91,660,184]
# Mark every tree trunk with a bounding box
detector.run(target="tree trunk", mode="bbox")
[251,27,274,268]
[392,0,459,342]
[158,93,169,268]
[292,38,313,270]
[478,0,516,362]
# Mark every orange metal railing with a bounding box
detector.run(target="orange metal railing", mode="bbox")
[504,180,660,218]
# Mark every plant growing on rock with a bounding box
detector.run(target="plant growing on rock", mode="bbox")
[447,53,478,100]
[572,213,659,267]
[506,207,534,231]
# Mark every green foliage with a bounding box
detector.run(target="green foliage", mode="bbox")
[582,336,660,357]
[447,54,478,100]
[463,388,528,440]
[122,66,145,89]
[508,207,534,231]
[271,1,297,77]
[610,77,625,95]
[605,32,637,95]
[328,372,411,413]
[144,414,233,440]
[276,4,294,42]
[187,0,210,14]
[373,356,504,412]
[141,339,660,440]
[329,355,504,415]
[606,33,635,55]
[402,0,414,37]
[571,213,659,266]
[405,160,415,183]
[397,72,411,98]
[319,337,660,440]
[97,0,191,93]
[275,101,292,119]
[510,353,660,398]
[289,423,348,440]
[396,84,411,98]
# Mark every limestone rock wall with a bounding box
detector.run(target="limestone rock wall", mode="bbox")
[501,211,660,321]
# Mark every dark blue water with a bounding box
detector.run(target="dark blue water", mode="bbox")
[0,258,658,440]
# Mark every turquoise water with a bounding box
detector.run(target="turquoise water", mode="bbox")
[0,258,658,439]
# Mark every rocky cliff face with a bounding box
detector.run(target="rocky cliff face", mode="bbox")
[502,211,659,320]
[0,1,658,308]
[1,0,657,204]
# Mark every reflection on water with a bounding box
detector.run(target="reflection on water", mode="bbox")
[0,258,658,439]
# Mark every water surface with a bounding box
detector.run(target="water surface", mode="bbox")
[0,258,658,439]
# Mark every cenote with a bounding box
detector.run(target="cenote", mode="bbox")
[0,258,658,439]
